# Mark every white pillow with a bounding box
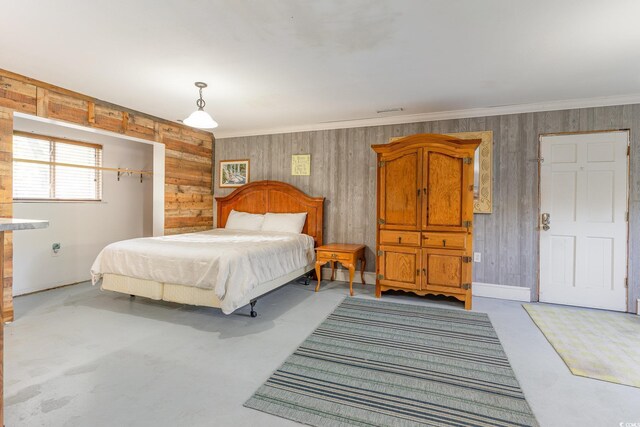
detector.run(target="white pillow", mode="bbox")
[225,210,264,231]
[261,212,307,234]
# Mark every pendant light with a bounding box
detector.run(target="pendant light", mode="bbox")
[183,82,218,129]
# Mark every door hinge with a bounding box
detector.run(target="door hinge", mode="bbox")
[461,283,471,290]
[626,211,629,222]
[462,256,472,263]
[377,250,384,256]
[462,220,472,228]
[377,274,384,280]
[628,145,631,156]
[379,160,386,167]
[463,157,473,165]
[416,269,420,276]
[625,278,628,288]
[378,218,386,225]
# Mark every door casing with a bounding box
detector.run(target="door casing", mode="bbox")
[536,129,630,311]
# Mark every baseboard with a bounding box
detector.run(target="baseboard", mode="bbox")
[321,267,376,285]
[472,282,531,302]
[320,269,531,302]
[637,299,640,315]
[14,279,88,297]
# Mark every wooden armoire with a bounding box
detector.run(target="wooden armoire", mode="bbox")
[372,134,480,310]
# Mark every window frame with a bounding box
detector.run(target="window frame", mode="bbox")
[13,131,103,202]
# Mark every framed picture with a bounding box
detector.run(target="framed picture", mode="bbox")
[291,154,311,176]
[219,159,250,188]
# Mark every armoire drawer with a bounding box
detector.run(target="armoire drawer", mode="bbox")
[422,232,467,250]
[379,230,421,246]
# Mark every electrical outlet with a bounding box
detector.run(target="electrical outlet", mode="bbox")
[473,252,481,263]
[52,243,61,257]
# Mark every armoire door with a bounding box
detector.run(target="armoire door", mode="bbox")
[421,248,469,291]
[379,245,421,290]
[379,149,422,230]
[422,149,473,232]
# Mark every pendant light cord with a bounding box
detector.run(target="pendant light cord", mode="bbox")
[196,87,206,110]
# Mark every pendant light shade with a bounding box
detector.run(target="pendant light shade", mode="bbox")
[183,82,218,129]
[184,109,218,129]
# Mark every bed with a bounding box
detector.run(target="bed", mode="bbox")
[91,181,324,316]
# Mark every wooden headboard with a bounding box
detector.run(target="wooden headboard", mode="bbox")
[215,181,325,246]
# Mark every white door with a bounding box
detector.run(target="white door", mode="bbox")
[539,131,629,311]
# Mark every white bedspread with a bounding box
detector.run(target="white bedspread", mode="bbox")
[90,229,315,314]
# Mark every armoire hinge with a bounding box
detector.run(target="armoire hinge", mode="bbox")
[461,283,472,290]
[379,161,386,167]
[377,274,384,280]
[462,256,472,263]
[377,250,384,256]
[378,218,386,225]
[463,157,473,164]
[462,220,472,228]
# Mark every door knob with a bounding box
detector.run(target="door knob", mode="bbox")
[541,213,551,231]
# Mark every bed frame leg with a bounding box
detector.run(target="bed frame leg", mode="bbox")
[250,299,257,318]
[304,272,312,286]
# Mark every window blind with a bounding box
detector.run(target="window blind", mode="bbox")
[13,133,103,201]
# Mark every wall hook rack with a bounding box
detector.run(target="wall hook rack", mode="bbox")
[14,156,152,183]
[117,169,149,183]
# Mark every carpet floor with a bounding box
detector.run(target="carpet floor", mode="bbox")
[524,303,640,388]
[245,298,538,426]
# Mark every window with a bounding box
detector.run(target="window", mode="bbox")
[13,132,103,201]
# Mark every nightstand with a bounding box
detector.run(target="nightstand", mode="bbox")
[315,244,366,296]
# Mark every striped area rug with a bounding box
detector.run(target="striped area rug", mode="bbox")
[245,298,538,426]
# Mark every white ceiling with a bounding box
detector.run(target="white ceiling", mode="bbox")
[2,0,640,138]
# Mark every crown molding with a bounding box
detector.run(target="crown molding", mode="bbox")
[214,93,640,139]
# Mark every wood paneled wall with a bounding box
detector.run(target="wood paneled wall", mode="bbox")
[0,111,13,321]
[0,69,214,321]
[217,104,640,312]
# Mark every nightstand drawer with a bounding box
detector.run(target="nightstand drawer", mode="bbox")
[422,232,467,250]
[379,230,420,246]
[317,251,352,262]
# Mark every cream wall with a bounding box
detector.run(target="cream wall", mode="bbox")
[12,118,153,295]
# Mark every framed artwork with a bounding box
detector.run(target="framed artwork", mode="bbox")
[291,154,311,176]
[445,131,493,214]
[219,159,250,188]
[390,131,493,213]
